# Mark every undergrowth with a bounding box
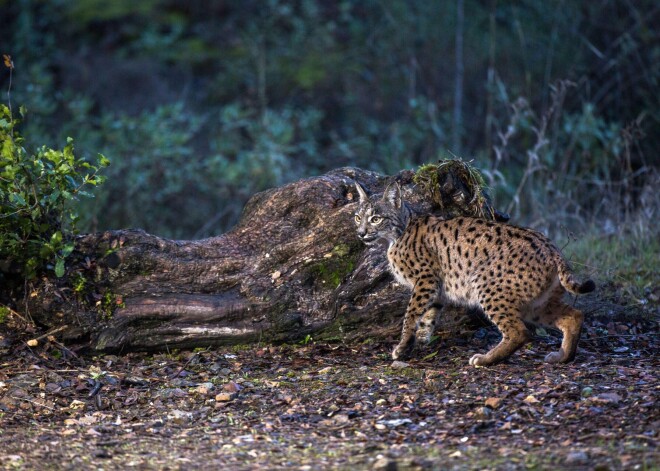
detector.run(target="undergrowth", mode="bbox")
[0,57,108,280]
[563,231,659,310]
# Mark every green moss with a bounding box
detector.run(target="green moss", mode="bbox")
[310,242,361,289]
[414,158,492,218]
[0,306,9,324]
[99,291,124,320]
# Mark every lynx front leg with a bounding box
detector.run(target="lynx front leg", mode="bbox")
[392,281,438,360]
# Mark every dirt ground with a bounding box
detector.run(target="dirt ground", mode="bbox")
[0,299,658,470]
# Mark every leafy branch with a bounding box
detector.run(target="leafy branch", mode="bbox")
[1,56,109,279]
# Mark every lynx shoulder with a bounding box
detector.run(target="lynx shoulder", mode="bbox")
[354,182,594,366]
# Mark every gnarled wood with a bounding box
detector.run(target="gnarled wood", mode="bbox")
[9,166,502,351]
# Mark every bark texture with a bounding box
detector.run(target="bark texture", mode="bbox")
[12,166,503,351]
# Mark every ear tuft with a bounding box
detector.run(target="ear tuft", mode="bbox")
[355,182,369,203]
[382,182,402,209]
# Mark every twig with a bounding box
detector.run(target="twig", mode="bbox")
[10,396,56,411]
[3,54,13,117]
[0,304,32,325]
[170,349,208,380]
[30,325,69,343]
[89,380,103,398]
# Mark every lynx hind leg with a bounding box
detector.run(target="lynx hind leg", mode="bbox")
[470,312,530,367]
[415,303,442,345]
[539,297,584,363]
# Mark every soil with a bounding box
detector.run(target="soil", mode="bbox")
[0,300,658,470]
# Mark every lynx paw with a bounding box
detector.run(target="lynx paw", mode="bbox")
[392,342,413,360]
[544,349,566,364]
[469,354,488,367]
[415,327,434,345]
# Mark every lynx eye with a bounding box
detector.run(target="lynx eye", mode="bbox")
[370,216,383,225]
[354,214,361,223]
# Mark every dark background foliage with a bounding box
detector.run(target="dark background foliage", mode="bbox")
[1,0,657,239]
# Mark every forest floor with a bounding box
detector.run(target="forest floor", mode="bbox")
[0,297,658,470]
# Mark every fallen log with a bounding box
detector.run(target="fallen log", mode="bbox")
[6,164,504,351]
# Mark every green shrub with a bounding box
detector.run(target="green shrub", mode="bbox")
[0,104,108,279]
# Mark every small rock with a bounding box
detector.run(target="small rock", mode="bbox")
[581,386,593,398]
[331,413,351,424]
[565,451,589,466]
[475,406,492,420]
[168,409,193,425]
[373,455,398,471]
[377,418,412,428]
[594,392,622,403]
[92,448,112,459]
[390,360,410,369]
[158,387,187,399]
[223,381,242,393]
[215,392,236,402]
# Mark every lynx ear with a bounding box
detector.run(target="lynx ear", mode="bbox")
[382,182,402,209]
[355,182,369,203]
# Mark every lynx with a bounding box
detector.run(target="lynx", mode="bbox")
[354,182,595,366]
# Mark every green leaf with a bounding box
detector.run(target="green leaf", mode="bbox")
[422,351,438,361]
[55,258,65,278]
[50,231,63,245]
[535,327,549,337]
[9,192,26,206]
[60,243,75,258]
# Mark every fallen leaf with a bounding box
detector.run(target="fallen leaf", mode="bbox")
[485,397,503,409]
[523,395,540,404]
[69,400,86,410]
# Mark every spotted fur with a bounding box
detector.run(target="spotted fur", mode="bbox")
[355,182,595,366]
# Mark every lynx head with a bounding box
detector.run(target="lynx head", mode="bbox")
[354,182,411,246]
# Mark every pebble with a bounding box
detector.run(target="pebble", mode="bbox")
[565,451,589,465]
[373,455,398,471]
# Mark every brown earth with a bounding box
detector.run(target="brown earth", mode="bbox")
[0,298,658,470]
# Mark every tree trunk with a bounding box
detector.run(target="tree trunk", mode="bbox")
[9,166,503,352]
